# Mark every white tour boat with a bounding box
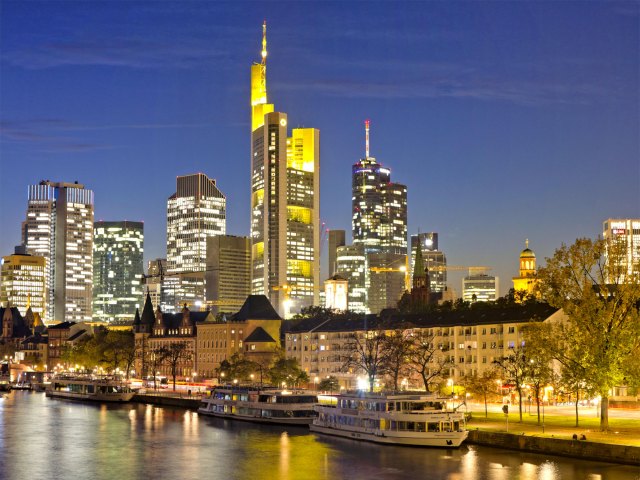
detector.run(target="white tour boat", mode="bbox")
[311,392,468,447]
[198,386,318,425]
[46,375,135,402]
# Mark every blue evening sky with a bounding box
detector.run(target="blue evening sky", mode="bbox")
[1,1,638,295]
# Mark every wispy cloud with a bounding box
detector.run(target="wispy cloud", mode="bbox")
[0,120,111,153]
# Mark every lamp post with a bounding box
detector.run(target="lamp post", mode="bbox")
[220,372,225,385]
[314,376,319,391]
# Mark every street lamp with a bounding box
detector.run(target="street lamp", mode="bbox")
[314,376,319,391]
[220,372,225,384]
[250,374,255,384]
[447,378,454,397]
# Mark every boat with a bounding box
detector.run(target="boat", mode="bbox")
[310,392,468,447]
[45,375,135,402]
[0,377,11,392]
[198,386,318,425]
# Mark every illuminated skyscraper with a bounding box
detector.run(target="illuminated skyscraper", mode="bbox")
[23,180,94,322]
[463,273,499,303]
[250,22,320,316]
[335,244,367,313]
[93,221,144,322]
[167,173,226,307]
[205,235,251,315]
[411,233,447,293]
[0,248,46,318]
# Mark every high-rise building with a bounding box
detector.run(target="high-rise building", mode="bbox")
[602,218,640,282]
[205,235,251,315]
[410,233,447,294]
[24,180,94,322]
[367,252,407,314]
[335,244,367,313]
[463,273,499,303]
[146,258,166,310]
[167,173,226,308]
[328,229,346,278]
[250,22,320,317]
[93,221,144,323]
[0,248,46,318]
[352,121,407,255]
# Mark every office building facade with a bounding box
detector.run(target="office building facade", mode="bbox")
[411,233,447,293]
[602,218,640,282]
[93,221,144,322]
[205,235,251,315]
[327,229,346,278]
[335,244,368,313]
[250,23,320,316]
[24,181,94,322]
[167,173,226,308]
[463,274,499,303]
[0,249,46,318]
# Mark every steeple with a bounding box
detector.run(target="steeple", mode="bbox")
[139,292,155,329]
[413,240,425,281]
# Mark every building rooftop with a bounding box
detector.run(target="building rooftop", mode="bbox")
[244,326,276,343]
[232,295,281,321]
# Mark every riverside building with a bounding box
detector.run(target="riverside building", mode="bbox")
[93,221,144,323]
[249,22,320,317]
[0,248,46,318]
[23,180,94,322]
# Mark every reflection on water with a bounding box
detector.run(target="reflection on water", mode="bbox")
[1,391,638,480]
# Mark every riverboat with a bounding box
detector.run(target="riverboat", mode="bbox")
[45,375,135,402]
[198,387,317,425]
[310,392,468,447]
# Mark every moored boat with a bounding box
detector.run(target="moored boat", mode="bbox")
[198,386,317,425]
[46,375,135,402]
[311,392,468,447]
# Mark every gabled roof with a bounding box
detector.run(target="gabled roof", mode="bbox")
[67,329,87,341]
[47,321,76,330]
[154,311,214,332]
[244,326,276,343]
[232,295,281,321]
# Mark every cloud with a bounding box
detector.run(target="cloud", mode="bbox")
[0,120,111,153]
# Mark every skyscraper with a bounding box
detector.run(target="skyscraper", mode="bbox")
[602,218,640,282]
[352,121,407,255]
[250,22,320,317]
[0,248,46,318]
[24,180,94,322]
[335,244,368,313]
[463,273,499,303]
[205,235,251,315]
[93,221,144,322]
[411,233,447,293]
[328,229,346,277]
[167,173,226,308]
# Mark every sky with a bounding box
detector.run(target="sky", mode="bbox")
[1,1,638,296]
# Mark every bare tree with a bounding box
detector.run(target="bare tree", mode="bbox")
[408,330,450,393]
[342,330,388,392]
[493,346,529,422]
[381,328,414,391]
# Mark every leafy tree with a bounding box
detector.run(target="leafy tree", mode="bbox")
[407,330,450,393]
[157,342,192,391]
[216,352,256,383]
[493,346,529,422]
[464,369,499,418]
[318,376,340,394]
[101,330,136,376]
[536,237,640,431]
[341,330,388,392]
[267,351,308,388]
[381,329,414,391]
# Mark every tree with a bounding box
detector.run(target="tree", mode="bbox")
[493,346,528,422]
[157,342,192,391]
[101,330,137,376]
[267,351,308,388]
[464,369,499,418]
[407,330,450,393]
[216,352,256,383]
[381,329,414,391]
[145,347,168,390]
[341,330,388,392]
[318,376,340,394]
[536,237,640,431]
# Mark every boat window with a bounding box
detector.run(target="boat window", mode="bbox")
[387,402,395,412]
[453,421,460,431]
[428,422,440,432]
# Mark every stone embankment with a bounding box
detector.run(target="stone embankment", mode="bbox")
[467,430,640,466]
[133,393,200,409]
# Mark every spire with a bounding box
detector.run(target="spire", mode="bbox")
[414,240,425,280]
[140,292,155,326]
[133,308,141,326]
[261,20,267,66]
[525,238,529,249]
[365,119,370,158]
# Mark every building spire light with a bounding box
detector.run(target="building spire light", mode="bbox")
[365,119,370,158]
[261,20,267,65]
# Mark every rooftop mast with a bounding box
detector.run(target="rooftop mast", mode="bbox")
[365,119,370,158]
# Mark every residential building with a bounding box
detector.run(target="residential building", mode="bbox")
[46,321,93,368]
[23,180,94,322]
[0,248,46,318]
[250,22,320,317]
[93,221,144,323]
[411,233,447,294]
[167,173,226,308]
[284,304,558,390]
[205,235,251,315]
[463,273,499,303]
[602,218,640,282]
[335,244,367,313]
[328,230,346,277]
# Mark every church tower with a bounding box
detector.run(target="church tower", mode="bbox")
[512,239,538,299]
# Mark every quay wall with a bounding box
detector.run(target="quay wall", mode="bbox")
[467,430,640,466]
[133,394,200,409]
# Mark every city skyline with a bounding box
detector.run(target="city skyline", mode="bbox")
[1,2,638,293]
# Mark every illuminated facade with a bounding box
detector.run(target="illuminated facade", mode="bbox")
[93,221,144,322]
[167,173,226,308]
[24,181,94,322]
[512,239,538,297]
[0,251,46,318]
[250,22,320,316]
[205,235,251,315]
[335,244,368,313]
[367,252,407,314]
[463,274,499,303]
[411,233,447,293]
[324,274,348,311]
[602,218,640,282]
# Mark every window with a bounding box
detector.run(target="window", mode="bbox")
[250,344,256,351]
[508,341,515,348]
[482,342,486,349]
[458,343,465,350]
[508,327,515,334]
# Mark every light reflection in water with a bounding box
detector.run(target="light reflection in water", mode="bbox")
[1,392,638,480]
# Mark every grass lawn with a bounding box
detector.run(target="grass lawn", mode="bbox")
[467,409,640,446]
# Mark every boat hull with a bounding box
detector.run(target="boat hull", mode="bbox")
[198,409,313,425]
[309,423,468,447]
[46,391,135,402]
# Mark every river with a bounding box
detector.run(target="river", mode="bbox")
[0,391,637,480]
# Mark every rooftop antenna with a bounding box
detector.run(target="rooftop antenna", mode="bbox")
[261,20,267,66]
[365,119,370,158]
